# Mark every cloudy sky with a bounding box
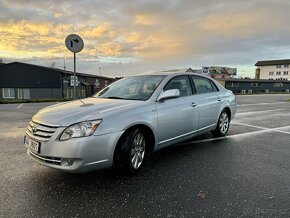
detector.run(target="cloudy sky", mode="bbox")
[1,0,290,77]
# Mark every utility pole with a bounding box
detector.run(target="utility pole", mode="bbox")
[64,54,66,70]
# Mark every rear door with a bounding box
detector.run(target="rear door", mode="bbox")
[190,76,222,131]
[156,75,198,147]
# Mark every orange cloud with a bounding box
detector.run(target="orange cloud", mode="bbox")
[134,14,157,26]
[0,19,184,61]
[201,12,261,37]
[81,23,115,39]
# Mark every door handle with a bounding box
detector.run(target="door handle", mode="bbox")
[191,103,197,107]
[217,98,222,102]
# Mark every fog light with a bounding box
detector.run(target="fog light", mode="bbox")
[61,159,74,166]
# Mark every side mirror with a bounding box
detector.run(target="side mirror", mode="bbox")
[157,89,180,101]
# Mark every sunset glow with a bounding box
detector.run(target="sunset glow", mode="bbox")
[1,0,290,76]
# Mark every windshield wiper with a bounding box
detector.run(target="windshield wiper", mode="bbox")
[106,96,125,99]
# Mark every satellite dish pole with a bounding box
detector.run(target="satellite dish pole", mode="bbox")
[65,34,84,100]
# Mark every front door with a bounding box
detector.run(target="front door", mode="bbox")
[156,75,198,147]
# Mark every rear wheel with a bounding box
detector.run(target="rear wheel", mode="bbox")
[213,110,230,137]
[114,128,146,174]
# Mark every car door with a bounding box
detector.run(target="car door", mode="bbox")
[156,75,198,147]
[190,76,222,131]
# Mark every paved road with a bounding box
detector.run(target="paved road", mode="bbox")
[1,95,290,217]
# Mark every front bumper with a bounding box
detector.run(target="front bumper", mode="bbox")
[25,129,124,173]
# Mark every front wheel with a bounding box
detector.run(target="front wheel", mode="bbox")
[114,129,146,174]
[213,110,230,137]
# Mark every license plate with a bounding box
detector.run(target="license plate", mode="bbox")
[24,136,40,153]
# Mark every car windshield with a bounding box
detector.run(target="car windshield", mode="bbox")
[94,75,166,100]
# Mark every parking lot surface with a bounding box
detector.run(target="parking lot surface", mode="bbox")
[1,94,290,217]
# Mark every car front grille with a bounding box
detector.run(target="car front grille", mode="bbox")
[28,150,61,165]
[26,120,60,141]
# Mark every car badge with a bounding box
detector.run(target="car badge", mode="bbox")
[32,125,38,133]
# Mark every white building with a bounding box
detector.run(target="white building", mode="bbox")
[255,59,290,80]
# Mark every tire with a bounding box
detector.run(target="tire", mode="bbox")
[213,110,230,137]
[114,128,146,174]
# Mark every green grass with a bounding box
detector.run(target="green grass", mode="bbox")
[0,98,71,104]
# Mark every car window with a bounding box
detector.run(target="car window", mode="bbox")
[95,75,165,100]
[192,76,214,94]
[164,76,192,96]
[210,80,219,92]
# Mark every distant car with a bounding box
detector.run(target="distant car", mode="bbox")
[24,72,236,173]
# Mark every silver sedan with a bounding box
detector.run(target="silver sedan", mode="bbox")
[24,72,236,173]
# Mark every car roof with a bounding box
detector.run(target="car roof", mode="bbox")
[133,71,211,78]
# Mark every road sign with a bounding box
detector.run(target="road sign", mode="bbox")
[70,75,79,86]
[65,34,84,53]
[65,34,84,100]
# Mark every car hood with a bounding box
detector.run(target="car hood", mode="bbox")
[32,97,141,126]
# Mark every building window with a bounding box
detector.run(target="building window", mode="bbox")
[283,71,288,75]
[226,82,239,87]
[64,88,70,99]
[284,64,289,68]
[70,88,73,99]
[2,88,15,99]
[17,88,30,99]
[251,83,262,87]
[273,83,283,87]
[81,86,86,98]
[269,72,274,76]
[277,65,282,68]
[18,88,23,99]
[276,71,281,75]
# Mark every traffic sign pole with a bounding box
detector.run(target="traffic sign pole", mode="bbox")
[74,52,76,100]
[65,34,84,100]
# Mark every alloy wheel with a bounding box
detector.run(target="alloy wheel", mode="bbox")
[130,132,145,169]
[219,112,229,135]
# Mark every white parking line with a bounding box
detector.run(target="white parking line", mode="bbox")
[232,122,290,135]
[236,109,285,115]
[179,124,290,145]
[232,122,267,130]
[16,103,23,109]
[237,102,286,107]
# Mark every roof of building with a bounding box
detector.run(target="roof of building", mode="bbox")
[0,62,115,80]
[255,59,290,66]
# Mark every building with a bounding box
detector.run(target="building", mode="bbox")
[0,62,115,100]
[202,66,237,79]
[216,78,290,94]
[255,59,290,80]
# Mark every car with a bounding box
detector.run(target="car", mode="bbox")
[24,72,236,173]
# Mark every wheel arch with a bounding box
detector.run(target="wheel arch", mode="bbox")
[113,124,156,165]
[222,107,232,121]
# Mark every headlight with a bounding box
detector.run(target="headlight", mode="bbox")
[59,120,102,141]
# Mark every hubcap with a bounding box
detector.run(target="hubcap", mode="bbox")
[131,132,145,169]
[219,112,229,134]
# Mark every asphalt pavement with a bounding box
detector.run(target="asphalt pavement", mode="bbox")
[0,94,290,217]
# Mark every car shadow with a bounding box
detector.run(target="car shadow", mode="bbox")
[24,132,233,216]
